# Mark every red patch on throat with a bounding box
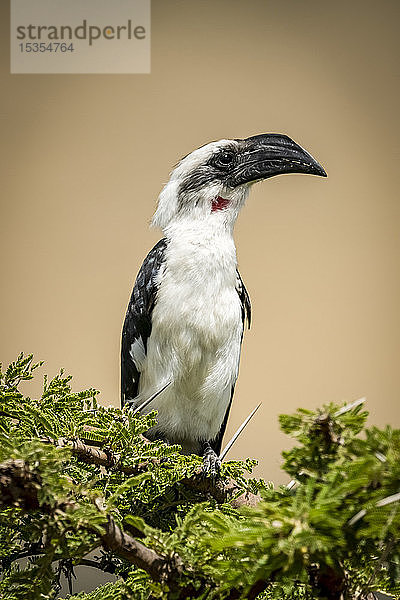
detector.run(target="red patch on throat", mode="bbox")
[211,196,230,212]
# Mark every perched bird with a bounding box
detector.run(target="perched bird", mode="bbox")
[121,134,326,474]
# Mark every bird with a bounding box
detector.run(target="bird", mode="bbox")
[121,133,326,474]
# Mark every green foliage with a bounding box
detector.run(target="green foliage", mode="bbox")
[0,353,399,599]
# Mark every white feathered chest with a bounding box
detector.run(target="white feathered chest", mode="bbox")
[135,224,243,453]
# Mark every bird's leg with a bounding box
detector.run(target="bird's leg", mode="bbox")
[201,441,221,477]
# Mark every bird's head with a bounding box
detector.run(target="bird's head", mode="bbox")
[152,134,326,232]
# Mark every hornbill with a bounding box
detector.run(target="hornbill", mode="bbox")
[121,134,326,474]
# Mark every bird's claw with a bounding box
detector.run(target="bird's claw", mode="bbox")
[202,445,221,478]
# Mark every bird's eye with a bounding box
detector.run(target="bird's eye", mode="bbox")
[211,150,236,169]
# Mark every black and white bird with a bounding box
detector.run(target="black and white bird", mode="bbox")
[121,134,326,473]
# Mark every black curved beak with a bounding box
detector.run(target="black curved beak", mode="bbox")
[228,133,327,187]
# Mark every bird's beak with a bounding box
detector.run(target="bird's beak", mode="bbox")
[228,133,327,187]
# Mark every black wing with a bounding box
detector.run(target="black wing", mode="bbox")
[211,269,251,454]
[121,238,168,407]
[236,269,251,330]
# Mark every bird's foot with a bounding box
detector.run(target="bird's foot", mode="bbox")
[202,442,221,478]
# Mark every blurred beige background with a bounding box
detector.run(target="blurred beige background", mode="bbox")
[1,0,399,487]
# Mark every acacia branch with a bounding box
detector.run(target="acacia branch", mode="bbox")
[76,557,117,574]
[0,459,199,597]
[100,514,183,585]
[40,436,260,509]
[39,435,159,472]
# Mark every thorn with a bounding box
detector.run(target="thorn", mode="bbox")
[219,403,261,462]
[132,380,172,415]
[334,397,366,417]
[376,491,400,508]
[374,451,387,463]
[348,509,367,526]
[348,491,400,526]
[286,479,299,491]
